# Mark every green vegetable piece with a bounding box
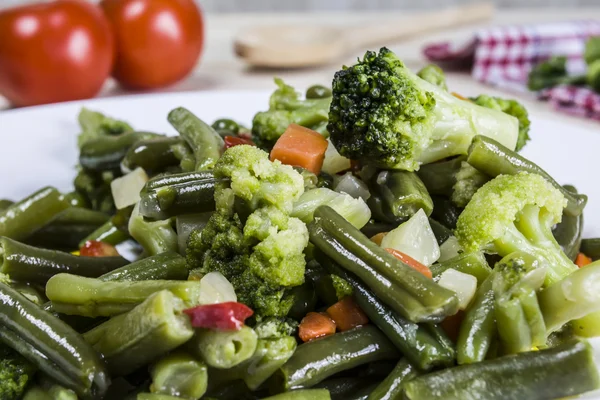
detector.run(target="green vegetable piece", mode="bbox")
[527,56,586,91]
[78,220,129,248]
[309,206,459,323]
[262,389,331,400]
[553,185,583,261]
[369,170,433,218]
[584,36,600,65]
[0,199,14,211]
[0,236,128,284]
[0,345,35,400]
[187,326,258,369]
[587,59,600,92]
[98,251,188,282]
[328,48,519,171]
[0,282,109,399]
[150,352,207,399]
[467,135,587,216]
[83,290,193,376]
[367,358,419,400]
[79,131,160,171]
[306,85,332,99]
[77,107,133,149]
[46,273,203,317]
[416,64,447,90]
[168,107,224,171]
[73,169,116,214]
[292,187,370,229]
[211,118,240,137]
[273,325,398,391]
[129,203,178,255]
[403,339,600,400]
[287,282,318,320]
[431,252,491,285]
[121,136,182,174]
[455,172,576,287]
[137,393,180,400]
[0,187,70,241]
[581,238,600,260]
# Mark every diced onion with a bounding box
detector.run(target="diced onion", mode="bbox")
[321,139,351,175]
[334,172,370,201]
[111,167,148,210]
[438,268,477,310]
[199,272,237,305]
[380,209,440,266]
[438,236,462,263]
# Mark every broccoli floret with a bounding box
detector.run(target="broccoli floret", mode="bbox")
[328,48,519,171]
[0,345,35,399]
[254,317,298,339]
[470,95,531,151]
[417,64,448,90]
[455,172,576,287]
[214,145,304,214]
[331,274,353,300]
[77,108,132,149]
[252,78,331,149]
[188,146,309,318]
[527,56,587,91]
[451,161,489,208]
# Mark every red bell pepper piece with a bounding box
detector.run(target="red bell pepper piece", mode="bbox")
[79,240,119,257]
[224,136,255,149]
[183,302,254,330]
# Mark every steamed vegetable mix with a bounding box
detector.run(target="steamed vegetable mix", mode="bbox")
[1,47,599,400]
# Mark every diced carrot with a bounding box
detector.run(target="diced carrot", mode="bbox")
[79,240,119,257]
[384,248,433,279]
[451,92,470,101]
[440,310,465,342]
[270,124,328,174]
[370,232,388,246]
[298,312,336,342]
[224,135,255,149]
[576,252,593,268]
[326,297,369,332]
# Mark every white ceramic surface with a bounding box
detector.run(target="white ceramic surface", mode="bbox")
[1,90,599,236]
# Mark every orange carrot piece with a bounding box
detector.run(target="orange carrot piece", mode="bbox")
[576,252,593,268]
[298,312,336,342]
[326,297,369,332]
[370,232,388,246]
[270,124,328,174]
[440,310,465,343]
[384,248,433,279]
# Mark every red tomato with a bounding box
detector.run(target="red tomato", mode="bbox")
[100,0,204,89]
[80,240,119,257]
[0,0,114,107]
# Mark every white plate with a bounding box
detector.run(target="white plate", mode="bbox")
[1,90,599,236]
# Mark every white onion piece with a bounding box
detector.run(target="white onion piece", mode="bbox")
[334,172,370,201]
[437,268,477,310]
[111,167,148,210]
[438,236,462,263]
[199,272,237,304]
[380,209,440,266]
[322,139,351,175]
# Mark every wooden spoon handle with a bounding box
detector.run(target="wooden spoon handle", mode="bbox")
[345,2,494,50]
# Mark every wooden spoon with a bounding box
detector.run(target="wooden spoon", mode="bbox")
[234,2,494,68]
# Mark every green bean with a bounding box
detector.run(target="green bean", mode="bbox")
[0,236,128,284]
[0,199,14,211]
[211,118,240,137]
[428,218,453,246]
[26,208,110,250]
[33,376,79,400]
[79,220,130,248]
[0,282,109,399]
[46,273,202,317]
[346,384,378,400]
[99,252,188,282]
[262,389,332,400]
[430,252,492,285]
[288,281,318,320]
[168,107,224,171]
[359,221,396,239]
[139,173,220,220]
[318,253,454,370]
[79,131,159,171]
[315,377,373,400]
[366,194,404,224]
[309,206,458,323]
[456,275,496,364]
[581,238,600,260]
[369,170,433,218]
[403,339,599,400]
[121,136,182,174]
[171,142,196,172]
[416,156,465,198]
[367,359,419,400]
[430,196,461,230]
[553,185,583,261]
[83,290,194,376]
[11,281,47,305]
[137,393,180,400]
[306,85,332,99]
[272,325,399,391]
[187,326,258,369]
[317,172,334,189]
[467,135,587,216]
[0,187,70,241]
[63,191,90,208]
[149,352,207,399]
[129,204,178,255]
[145,171,215,190]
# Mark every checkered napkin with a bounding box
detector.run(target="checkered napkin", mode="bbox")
[423,21,600,119]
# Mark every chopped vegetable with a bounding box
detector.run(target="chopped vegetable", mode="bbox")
[437,269,477,310]
[384,248,433,279]
[224,135,255,149]
[79,240,119,257]
[110,167,148,210]
[270,124,329,174]
[183,302,254,331]
[298,312,336,342]
[326,297,369,331]
[576,252,593,268]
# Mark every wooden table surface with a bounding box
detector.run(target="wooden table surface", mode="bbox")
[2,7,600,132]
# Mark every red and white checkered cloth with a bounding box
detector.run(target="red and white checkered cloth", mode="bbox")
[423,21,600,119]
